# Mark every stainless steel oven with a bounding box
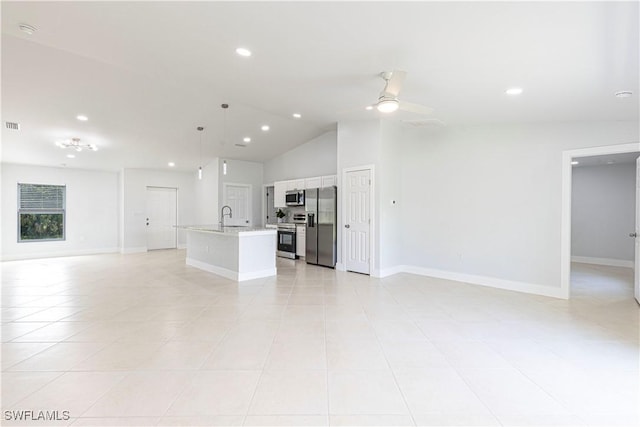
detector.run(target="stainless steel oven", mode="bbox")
[277,223,296,259]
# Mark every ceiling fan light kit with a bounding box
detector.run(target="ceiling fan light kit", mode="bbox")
[55,137,97,152]
[377,98,400,113]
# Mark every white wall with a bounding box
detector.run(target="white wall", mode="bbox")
[121,168,197,252]
[263,130,337,184]
[1,163,119,260]
[400,121,639,293]
[571,162,636,263]
[218,159,264,226]
[195,159,219,225]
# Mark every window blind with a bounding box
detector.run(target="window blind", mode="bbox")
[18,184,65,211]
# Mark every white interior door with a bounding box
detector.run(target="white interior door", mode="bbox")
[635,156,639,305]
[345,169,371,274]
[224,183,251,226]
[146,187,177,250]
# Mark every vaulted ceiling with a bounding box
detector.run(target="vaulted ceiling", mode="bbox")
[2,1,638,171]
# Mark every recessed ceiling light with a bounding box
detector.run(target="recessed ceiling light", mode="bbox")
[292,113,302,119]
[76,115,88,121]
[365,105,374,111]
[235,47,252,57]
[18,23,37,35]
[571,161,579,165]
[614,91,632,98]
[243,137,251,143]
[505,87,523,96]
[168,162,175,167]
[261,125,270,131]
[66,154,75,159]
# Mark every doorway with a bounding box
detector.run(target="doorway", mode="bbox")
[223,183,252,226]
[146,186,177,250]
[264,185,276,226]
[561,142,640,303]
[343,166,373,275]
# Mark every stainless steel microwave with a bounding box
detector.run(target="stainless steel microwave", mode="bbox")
[285,190,305,206]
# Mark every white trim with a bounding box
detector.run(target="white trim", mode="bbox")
[186,257,276,281]
[373,265,405,278]
[571,256,634,268]
[341,164,375,275]
[382,265,565,299]
[2,247,120,261]
[561,142,640,299]
[335,262,346,271]
[121,246,147,254]
[177,243,187,250]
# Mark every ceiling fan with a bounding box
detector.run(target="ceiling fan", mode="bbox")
[372,70,433,115]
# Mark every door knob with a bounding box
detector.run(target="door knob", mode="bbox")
[345,224,350,228]
[630,232,638,238]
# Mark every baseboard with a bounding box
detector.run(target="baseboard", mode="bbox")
[120,247,147,254]
[378,264,565,299]
[1,247,120,262]
[571,256,634,268]
[177,243,187,250]
[335,262,346,272]
[373,265,405,278]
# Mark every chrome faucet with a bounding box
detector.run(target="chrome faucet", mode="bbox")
[220,205,233,227]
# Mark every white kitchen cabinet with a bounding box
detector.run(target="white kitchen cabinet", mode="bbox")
[274,181,288,207]
[296,224,306,257]
[287,179,305,191]
[321,175,337,187]
[305,176,322,189]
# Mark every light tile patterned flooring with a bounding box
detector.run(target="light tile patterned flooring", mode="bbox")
[1,251,638,426]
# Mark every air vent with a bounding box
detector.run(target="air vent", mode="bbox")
[5,121,20,131]
[234,143,247,148]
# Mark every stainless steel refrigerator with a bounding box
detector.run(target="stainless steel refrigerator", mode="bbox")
[305,186,337,267]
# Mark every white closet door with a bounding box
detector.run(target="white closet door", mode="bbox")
[223,183,252,226]
[345,169,371,274]
[146,187,177,250]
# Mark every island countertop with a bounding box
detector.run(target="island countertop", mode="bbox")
[177,225,276,236]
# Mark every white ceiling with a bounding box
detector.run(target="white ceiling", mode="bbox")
[2,1,638,172]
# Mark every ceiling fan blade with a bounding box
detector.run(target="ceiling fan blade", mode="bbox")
[384,70,407,97]
[399,101,434,115]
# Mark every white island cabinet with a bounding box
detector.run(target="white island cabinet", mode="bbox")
[180,226,277,281]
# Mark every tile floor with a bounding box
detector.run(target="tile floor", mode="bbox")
[1,251,638,426]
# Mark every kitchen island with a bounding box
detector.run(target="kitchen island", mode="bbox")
[179,225,277,281]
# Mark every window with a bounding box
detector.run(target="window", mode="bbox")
[18,183,66,242]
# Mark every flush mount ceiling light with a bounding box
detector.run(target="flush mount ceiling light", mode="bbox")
[55,138,97,152]
[168,162,175,167]
[571,161,579,165]
[18,23,37,35]
[614,91,633,98]
[76,115,88,121]
[292,113,302,119]
[377,98,400,113]
[243,137,251,143]
[261,125,270,131]
[66,154,75,159]
[505,87,523,96]
[235,47,252,57]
